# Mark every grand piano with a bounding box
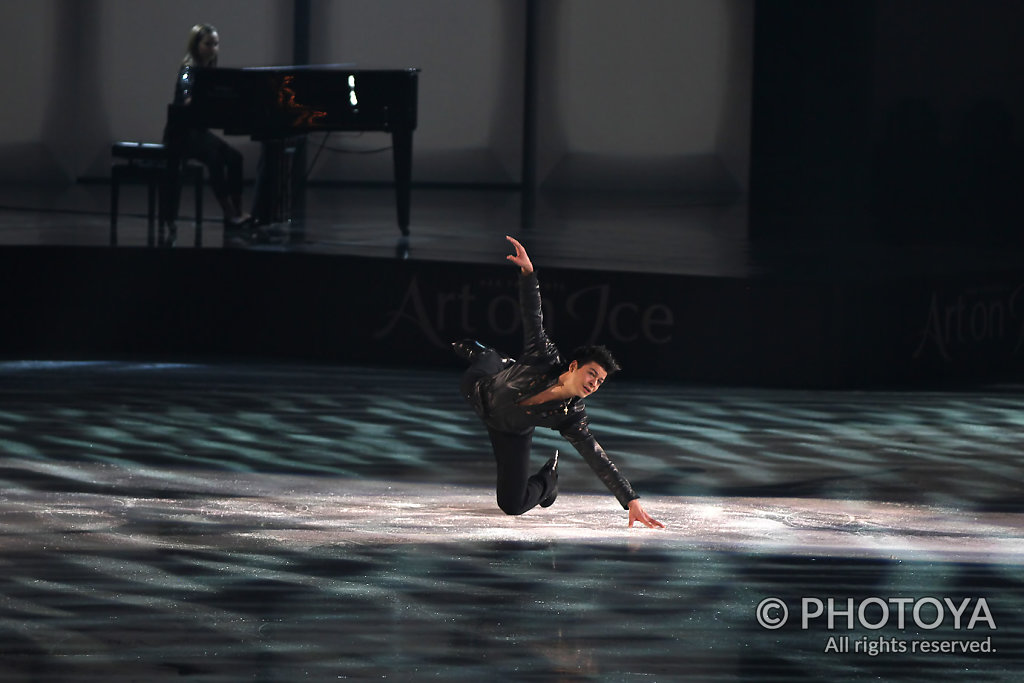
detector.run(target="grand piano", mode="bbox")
[170,65,419,235]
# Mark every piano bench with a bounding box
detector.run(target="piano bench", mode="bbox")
[110,142,205,247]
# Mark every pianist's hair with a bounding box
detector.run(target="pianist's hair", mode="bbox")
[183,23,218,67]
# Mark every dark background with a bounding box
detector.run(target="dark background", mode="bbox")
[4,0,1024,388]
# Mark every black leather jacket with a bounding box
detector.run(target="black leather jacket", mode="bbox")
[163,65,202,148]
[468,271,639,509]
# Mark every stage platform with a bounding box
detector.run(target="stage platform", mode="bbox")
[0,360,1022,681]
[3,181,1024,278]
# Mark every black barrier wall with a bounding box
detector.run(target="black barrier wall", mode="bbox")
[3,247,1024,388]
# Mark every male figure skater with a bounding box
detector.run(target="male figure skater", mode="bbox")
[454,236,664,528]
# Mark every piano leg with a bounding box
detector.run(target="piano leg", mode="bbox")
[392,129,413,236]
[253,140,296,226]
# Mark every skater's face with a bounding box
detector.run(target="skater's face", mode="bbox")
[566,361,608,398]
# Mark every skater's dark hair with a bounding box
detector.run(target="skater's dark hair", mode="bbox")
[568,345,621,376]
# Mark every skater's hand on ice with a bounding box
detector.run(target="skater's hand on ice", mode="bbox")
[505,236,533,274]
[628,500,665,529]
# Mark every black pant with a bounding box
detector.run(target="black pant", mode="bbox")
[461,350,556,516]
[184,129,243,202]
[487,426,557,515]
[163,127,243,218]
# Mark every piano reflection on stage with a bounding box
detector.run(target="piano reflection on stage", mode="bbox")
[169,65,419,235]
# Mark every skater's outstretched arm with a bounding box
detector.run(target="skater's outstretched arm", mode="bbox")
[506,236,554,362]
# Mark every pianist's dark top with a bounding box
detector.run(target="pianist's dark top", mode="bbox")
[173,65,197,106]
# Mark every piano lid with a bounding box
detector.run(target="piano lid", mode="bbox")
[240,63,420,74]
[186,65,419,136]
